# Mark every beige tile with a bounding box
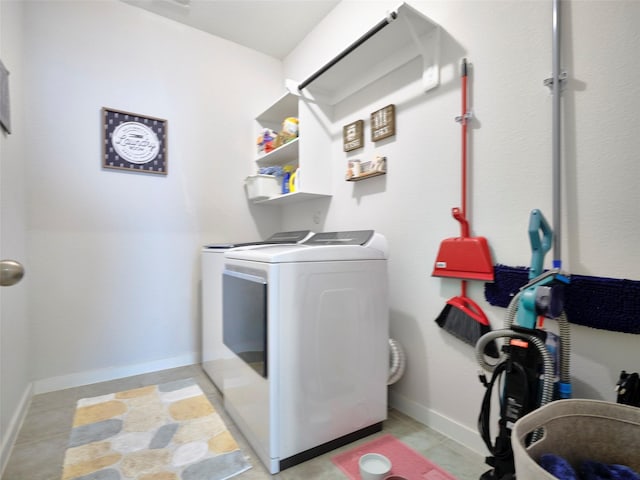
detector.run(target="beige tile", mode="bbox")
[14,404,75,445]
[2,432,68,480]
[280,456,346,480]
[134,365,199,387]
[423,439,487,480]
[3,365,487,480]
[72,377,146,401]
[28,388,82,415]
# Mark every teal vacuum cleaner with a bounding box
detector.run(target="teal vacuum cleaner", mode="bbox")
[475,209,572,480]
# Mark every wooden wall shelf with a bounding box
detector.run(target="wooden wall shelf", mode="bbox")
[346,171,386,182]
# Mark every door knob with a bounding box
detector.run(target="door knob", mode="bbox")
[0,260,25,286]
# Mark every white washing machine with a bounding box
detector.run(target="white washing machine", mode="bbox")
[201,231,313,391]
[222,230,389,473]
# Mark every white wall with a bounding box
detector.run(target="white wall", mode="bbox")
[0,0,32,471]
[281,0,640,453]
[22,0,283,392]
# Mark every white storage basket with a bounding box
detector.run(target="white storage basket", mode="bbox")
[245,174,280,201]
[512,399,640,480]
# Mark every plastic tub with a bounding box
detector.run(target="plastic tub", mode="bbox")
[512,399,640,480]
[245,174,280,201]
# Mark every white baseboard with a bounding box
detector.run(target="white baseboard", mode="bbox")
[32,352,199,395]
[1,382,33,477]
[389,389,486,456]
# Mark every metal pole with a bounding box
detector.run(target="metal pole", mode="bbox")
[298,13,397,92]
[552,0,562,269]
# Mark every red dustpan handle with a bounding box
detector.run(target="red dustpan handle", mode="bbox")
[447,295,491,326]
[452,59,471,239]
[452,207,470,238]
[460,59,468,225]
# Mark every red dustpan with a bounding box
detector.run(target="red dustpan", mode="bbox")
[432,58,494,282]
[432,207,494,281]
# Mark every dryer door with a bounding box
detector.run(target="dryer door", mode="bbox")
[223,269,268,378]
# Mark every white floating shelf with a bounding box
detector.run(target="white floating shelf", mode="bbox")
[297,2,440,105]
[252,191,331,205]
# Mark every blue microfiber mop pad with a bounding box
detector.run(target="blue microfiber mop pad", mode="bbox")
[540,453,579,480]
[485,265,640,334]
[579,460,640,480]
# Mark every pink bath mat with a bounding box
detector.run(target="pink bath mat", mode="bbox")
[331,433,456,480]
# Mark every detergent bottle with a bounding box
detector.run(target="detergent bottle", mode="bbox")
[288,168,299,193]
[282,165,295,194]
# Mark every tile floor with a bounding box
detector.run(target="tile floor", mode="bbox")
[2,365,487,480]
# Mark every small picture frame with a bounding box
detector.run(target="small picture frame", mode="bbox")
[371,104,395,142]
[343,119,364,152]
[102,107,167,175]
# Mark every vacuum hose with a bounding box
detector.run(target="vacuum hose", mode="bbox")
[388,338,406,385]
[476,279,571,390]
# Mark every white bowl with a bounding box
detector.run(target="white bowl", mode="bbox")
[359,453,392,480]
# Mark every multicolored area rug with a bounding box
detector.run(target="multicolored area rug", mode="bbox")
[331,433,455,480]
[61,378,251,480]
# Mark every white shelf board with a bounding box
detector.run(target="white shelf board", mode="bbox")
[252,191,331,206]
[256,137,299,167]
[256,92,299,126]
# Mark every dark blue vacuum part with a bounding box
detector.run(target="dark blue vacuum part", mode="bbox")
[485,264,640,334]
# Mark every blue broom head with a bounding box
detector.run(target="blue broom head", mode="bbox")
[485,264,640,334]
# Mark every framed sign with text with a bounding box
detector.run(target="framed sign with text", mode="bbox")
[371,104,395,142]
[102,107,167,175]
[343,119,364,152]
